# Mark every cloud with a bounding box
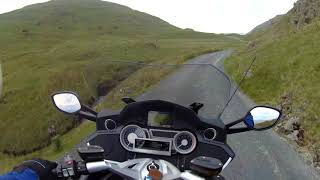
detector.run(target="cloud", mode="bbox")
[0,0,297,34]
[105,0,297,34]
[0,0,49,14]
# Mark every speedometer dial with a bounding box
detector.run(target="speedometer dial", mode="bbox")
[173,131,197,154]
[120,125,147,151]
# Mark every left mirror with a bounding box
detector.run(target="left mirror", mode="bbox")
[244,106,281,130]
[52,92,81,114]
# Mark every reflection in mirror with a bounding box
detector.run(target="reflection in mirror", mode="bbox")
[53,93,81,114]
[244,107,280,130]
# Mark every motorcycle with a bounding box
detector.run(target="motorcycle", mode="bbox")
[50,59,281,180]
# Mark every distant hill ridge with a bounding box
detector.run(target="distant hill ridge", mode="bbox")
[0,0,179,37]
[249,15,284,34]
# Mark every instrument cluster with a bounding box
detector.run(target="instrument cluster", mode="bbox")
[119,124,197,156]
[88,100,233,170]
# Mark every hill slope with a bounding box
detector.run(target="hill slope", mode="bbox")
[226,0,320,166]
[0,0,242,158]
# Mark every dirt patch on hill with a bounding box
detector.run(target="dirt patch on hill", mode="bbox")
[275,92,320,173]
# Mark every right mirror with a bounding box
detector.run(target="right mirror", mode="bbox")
[244,106,281,130]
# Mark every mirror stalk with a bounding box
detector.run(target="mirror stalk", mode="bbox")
[225,119,243,129]
[122,97,136,104]
[79,111,97,122]
[227,127,251,134]
[81,104,98,115]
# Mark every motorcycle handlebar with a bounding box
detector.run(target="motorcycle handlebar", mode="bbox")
[52,158,225,180]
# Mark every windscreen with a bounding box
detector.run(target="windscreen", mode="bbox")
[82,59,232,120]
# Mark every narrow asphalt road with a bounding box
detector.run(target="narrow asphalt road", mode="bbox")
[137,51,319,180]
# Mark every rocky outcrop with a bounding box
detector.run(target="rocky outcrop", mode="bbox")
[276,92,305,144]
[275,91,320,171]
[290,0,320,28]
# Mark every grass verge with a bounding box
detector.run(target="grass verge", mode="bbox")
[225,19,320,165]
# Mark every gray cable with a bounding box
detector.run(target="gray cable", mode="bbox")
[218,56,257,119]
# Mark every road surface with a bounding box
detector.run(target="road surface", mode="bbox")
[137,51,319,180]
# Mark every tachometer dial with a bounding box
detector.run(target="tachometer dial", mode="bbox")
[120,125,147,151]
[173,131,197,154]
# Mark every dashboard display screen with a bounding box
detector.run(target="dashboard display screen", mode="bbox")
[134,139,171,152]
[148,111,172,128]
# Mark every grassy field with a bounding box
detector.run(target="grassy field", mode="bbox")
[0,122,95,173]
[0,0,244,172]
[225,16,320,156]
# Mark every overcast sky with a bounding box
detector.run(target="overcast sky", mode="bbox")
[0,0,297,34]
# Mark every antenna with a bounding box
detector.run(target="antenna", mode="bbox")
[218,55,257,118]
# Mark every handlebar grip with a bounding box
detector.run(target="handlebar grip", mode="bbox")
[52,161,88,179]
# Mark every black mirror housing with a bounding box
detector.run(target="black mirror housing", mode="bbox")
[226,106,282,134]
[244,106,282,131]
[51,91,82,114]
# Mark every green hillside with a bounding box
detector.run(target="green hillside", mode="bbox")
[226,0,320,160]
[246,15,293,43]
[0,0,243,168]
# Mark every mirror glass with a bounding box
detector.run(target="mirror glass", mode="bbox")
[244,107,280,130]
[52,93,81,114]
